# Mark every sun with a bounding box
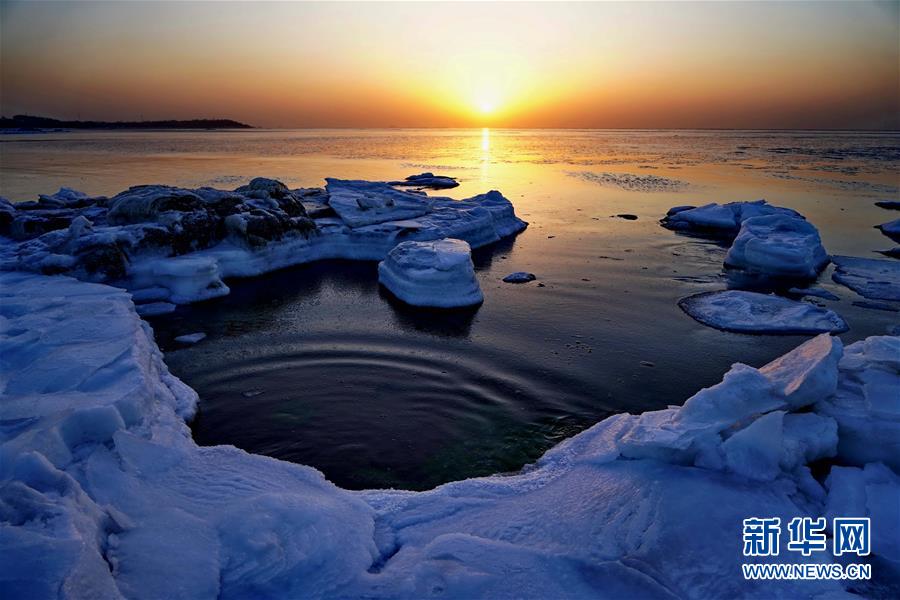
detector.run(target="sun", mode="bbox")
[479,101,496,114]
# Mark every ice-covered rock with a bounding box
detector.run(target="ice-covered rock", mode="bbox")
[724,214,829,280]
[1,177,526,307]
[831,255,900,301]
[877,217,900,243]
[678,290,849,334]
[815,335,900,470]
[502,272,536,283]
[389,173,459,189]
[661,199,801,234]
[378,239,482,308]
[3,273,895,598]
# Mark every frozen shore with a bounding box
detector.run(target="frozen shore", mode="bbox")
[1,270,897,598]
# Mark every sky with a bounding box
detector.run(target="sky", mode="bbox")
[1,1,898,129]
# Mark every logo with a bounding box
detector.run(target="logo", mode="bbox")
[741,516,872,581]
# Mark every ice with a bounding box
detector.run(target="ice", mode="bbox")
[2,272,896,597]
[722,410,784,480]
[174,332,206,344]
[377,239,483,308]
[877,217,900,243]
[325,179,433,227]
[661,199,802,234]
[678,290,849,334]
[788,286,840,301]
[831,255,900,301]
[724,214,829,280]
[815,335,900,470]
[134,302,176,316]
[2,177,526,307]
[824,464,900,565]
[389,173,459,189]
[502,272,536,283]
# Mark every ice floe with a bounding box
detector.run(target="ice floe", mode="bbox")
[388,172,459,189]
[1,272,897,597]
[724,214,829,280]
[831,255,900,302]
[0,176,526,307]
[877,217,900,243]
[661,199,801,235]
[378,239,482,308]
[678,290,849,334]
[174,332,207,344]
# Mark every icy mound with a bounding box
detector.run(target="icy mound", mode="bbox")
[877,217,900,243]
[724,214,829,280]
[1,176,526,307]
[324,179,433,227]
[831,255,900,301]
[816,335,900,470]
[679,290,849,334]
[389,172,459,189]
[378,239,482,307]
[661,199,802,234]
[2,272,898,597]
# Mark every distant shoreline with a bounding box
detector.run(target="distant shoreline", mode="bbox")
[0,115,253,131]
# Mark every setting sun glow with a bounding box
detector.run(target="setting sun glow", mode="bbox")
[1,1,897,129]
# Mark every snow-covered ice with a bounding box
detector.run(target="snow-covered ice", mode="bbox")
[2,271,897,598]
[831,255,900,302]
[815,335,900,471]
[378,239,482,308]
[661,199,801,234]
[678,290,849,334]
[877,217,900,243]
[0,176,526,307]
[724,214,829,280]
[175,332,207,344]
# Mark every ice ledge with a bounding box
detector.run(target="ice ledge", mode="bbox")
[1,272,897,598]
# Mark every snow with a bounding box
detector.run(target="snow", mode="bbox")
[724,214,829,280]
[377,239,483,308]
[174,332,206,344]
[877,217,900,243]
[325,179,433,227]
[815,335,900,471]
[1,177,526,307]
[1,272,897,596]
[678,290,849,334]
[502,272,536,283]
[831,255,900,302]
[661,199,802,234]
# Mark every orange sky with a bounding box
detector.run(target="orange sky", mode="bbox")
[2,1,898,129]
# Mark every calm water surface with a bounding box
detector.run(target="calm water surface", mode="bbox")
[2,129,898,490]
